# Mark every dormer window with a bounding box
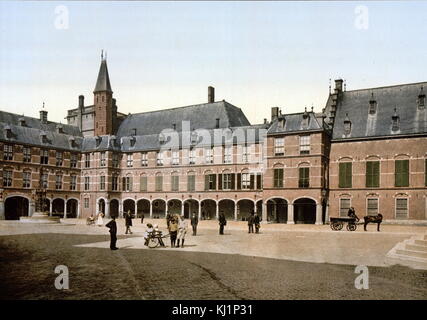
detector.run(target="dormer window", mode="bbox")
[130,128,137,136]
[109,135,117,147]
[18,117,26,127]
[301,107,310,129]
[40,131,48,144]
[369,93,377,115]
[56,124,64,134]
[343,113,352,136]
[392,108,400,132]
[95,136,102,147]
[130,136,136,147]
[418,86,425,109]
[3,126,12,139]
[68,136,76,148]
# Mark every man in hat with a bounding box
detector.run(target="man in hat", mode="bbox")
[190,211,199,236]
[106,216,118,250]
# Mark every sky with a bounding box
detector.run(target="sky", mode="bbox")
[0,1,426,125]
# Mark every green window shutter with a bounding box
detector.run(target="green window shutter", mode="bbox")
[129,177,133,192]
[339,163,345,188]
[256,174,261,190]
[366,161,372,187]
[204,175,209,191]
[122,177,126,191]
[373,161,380,187]
[218,174,222,190]
[346,163,352,188]
[212,174,217,190]
[339,162,352,188]
[395,160,401,187]
[402,160,409,187]
[250,174,255,189]
[395,160,409,187]
[231,173,236,190]
[237,173,241,190]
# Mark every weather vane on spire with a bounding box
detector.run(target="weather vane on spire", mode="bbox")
[101,49,104,61]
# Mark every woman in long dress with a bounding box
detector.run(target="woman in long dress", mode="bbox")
[96,212,104,227]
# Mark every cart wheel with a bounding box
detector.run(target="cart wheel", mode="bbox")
[148,238,159,248]
[331,221,342,231]
[347,223,357,232]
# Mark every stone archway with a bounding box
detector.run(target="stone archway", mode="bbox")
[237,199,255,221]
[152,199,166,219]
[110,199,119,218]
[167,199,182,216]
[218,199,235,220]
[200,199,216,220]
[5,196,29,220]
[123,199,135,217]
[66,199,78,218]
[293,198,316,224]
[52,198,65,218]
[267,198,288,223]
[98,199,106,214]
[184,199,199,219]
[137,199,150,218]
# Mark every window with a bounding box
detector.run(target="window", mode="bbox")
[140,175,147,192]
[242,145,249,163]
[123,176,132,192]
[273,168,284,188]
[395,159,409,187]
[204,174,216,190]
[187,174,195,191]
[126,153,133,167]
[274,138,284,156]
[171,175,179,192]
[396,198,408,219]
[41,172,48,189]
[205,147,214,164]
[339,199,351,217]
[100,176,105,190]
[23,147,31,163]
[339,162,352,188]
[155,175,163,191]
[55,152,63,166]
[112,153,119,167]
[40,150,49,165]
[70,153,78,168]
[3,144,13,161]
[242,173,251,190]
[23,171,31,188]
[367,198,379,216]
[3,169,12,187]
[222,173,232,190]
[55,174,62,190]
[70,175,77,191]
[189,148,195,165]
[85,154,90,168]
[100,152,106,167]
[112,175,118,191]
[299,136,310,155]
[141,152,148,167]
[366,161,380,188]
[156,152,164,166]
[84,176,90,190]
[224,146,232,163]
[298,167,310,188]
[84,198,89,209]
[256,173,263,190]
[172,150,180,165]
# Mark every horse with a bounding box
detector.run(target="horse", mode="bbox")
[363,213,383,232]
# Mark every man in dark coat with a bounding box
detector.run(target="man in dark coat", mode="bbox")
[190,212,199,236]
[106,216,118,250]
[347,207,359,222]
[254,212,261,234]
[125,210,133,234]
[218,211,227,235]
[166,212,172,231]
[247,212,255,233]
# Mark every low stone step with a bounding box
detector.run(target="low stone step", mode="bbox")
[406,244,427,252]
[415,239,427,246]
[396,249,427,259]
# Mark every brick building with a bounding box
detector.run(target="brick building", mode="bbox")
[0,57,426,223]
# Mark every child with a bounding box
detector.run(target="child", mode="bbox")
[143,223,154,246]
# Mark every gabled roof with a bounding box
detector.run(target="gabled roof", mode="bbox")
[94,59,112,93]
[267,111,323,135]
[116,100,250,137]
[332,82,427,140]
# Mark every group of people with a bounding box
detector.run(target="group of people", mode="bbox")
[166,213,188,248]
[247,211,261,234]
[87,212,105,226]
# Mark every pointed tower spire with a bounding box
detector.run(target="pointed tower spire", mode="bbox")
[94,54,112,93]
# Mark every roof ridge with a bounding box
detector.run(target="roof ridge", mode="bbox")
[344,81,427,93]
[126,101,225,117]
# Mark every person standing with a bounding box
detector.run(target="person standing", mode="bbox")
[177,215,188,248]
[169,215,178,248]
[141,213,144,224]
[190,212,198,236]
[125,210,133,234]
[254,212,261,234]
[219,211,227,235]
[96,211,104,227]
[106,216,118,250]
[166,212,172,231]
[247,212,255,233]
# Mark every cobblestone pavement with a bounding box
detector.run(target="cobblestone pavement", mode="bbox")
[0,220,426,300]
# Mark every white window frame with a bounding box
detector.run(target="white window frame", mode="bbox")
[141,152,148,167]
[339,198,351,217]
[223,146,232,164]
[205,147,214,164]
[242,172,250,189]
[172,150,180,166]
[395,197,409,219]
[299,135,310,155]
[274,138,284,156]
[366,198,379,216]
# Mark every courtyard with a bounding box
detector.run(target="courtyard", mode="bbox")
[0,219,426,300]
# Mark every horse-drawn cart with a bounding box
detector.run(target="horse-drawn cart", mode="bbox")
[329,217,358,231]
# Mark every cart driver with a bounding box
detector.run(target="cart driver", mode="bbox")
[347,207,359,222]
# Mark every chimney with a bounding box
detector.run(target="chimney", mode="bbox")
[40,110,48,124]
[208,86,215,103]
[264,118,267,124]
[79,95,84,109]
[271,107,279,122]
[334,79,343,93]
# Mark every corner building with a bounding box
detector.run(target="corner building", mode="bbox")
[0,58,426,224]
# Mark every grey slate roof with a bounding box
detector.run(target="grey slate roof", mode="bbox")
[332,82,427,140]
[116,100,250,137]
[94,60,112,93]
[267,111,323,135]
[0,111,83,151]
